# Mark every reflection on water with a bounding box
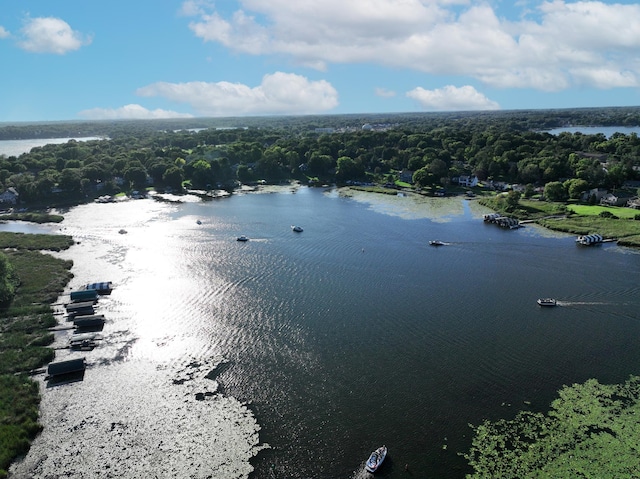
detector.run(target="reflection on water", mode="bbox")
[9,188,640,478]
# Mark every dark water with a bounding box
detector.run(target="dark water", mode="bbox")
[10,186,640,478]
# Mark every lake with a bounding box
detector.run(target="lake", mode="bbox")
[546,126,640,137]
[0,137,104,157]
[8,186,640,478]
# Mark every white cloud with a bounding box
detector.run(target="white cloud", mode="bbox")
[78,104,193,120]
[136,72,339,116]
[0,26,9,39]
[375,87,396,98]
[406,85,500,111]
[18,17,92,54]
[181,0,640,91]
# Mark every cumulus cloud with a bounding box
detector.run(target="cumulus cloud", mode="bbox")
[18,17,92,54]
[78,104,193,120]
[0,26,9,39]
[406,85,500,111]
[136,72,339,116]
[181,0,640,91]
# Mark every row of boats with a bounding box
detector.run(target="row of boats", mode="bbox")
[237,225,304,242]
[45,282,114,381]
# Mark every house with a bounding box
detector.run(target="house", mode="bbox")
[600,191,635,207]
[0,187,19,205]
[581,188,608,203]
[456,175,479,187]
[399,170,414,183]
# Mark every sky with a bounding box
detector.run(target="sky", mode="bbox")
[2,0,640,122]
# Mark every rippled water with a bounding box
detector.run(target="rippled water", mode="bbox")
[9,187,640,478]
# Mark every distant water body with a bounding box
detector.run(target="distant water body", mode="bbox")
[7,187,640,479]
[547,126,640,137]
[0,137,103,157]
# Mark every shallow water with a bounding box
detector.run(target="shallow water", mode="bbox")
[9,188,640,478]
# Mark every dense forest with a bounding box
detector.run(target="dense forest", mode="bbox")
[1,107,640,207]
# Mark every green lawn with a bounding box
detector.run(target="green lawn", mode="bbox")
[567,204,640,219]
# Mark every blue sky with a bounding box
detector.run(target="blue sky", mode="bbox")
[2,0,640,122]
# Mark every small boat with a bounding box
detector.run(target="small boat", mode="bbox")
[537,298,557,307]
[84,282,113,295]
[118,229,127,234]
[429,240,446,246]
[576,233,603,246]
[365,445,387,473]
[196,219,202,225]
[237,235,249,242]
[291,225,303,232]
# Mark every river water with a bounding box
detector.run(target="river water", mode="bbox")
[8,186,640,478]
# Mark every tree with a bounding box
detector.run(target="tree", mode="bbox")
[563,178,589,200]
[544,181,567,202]
[505,190,521,212]
[124,166,148,190]
[162,166,184,191]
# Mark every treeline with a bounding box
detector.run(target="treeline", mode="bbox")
[1,108,640,205]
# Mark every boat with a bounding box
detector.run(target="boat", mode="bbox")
[237,235,249,242]
[429,240,446,246]
[118,229,127,234]
[84,282,113,295]
[291,225,303,232]
[576,233,603,246]
[537,298,557,307]
[365,445,387,473]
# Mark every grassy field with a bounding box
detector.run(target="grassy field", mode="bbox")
[0,232,74,478]
[567,204,640,219]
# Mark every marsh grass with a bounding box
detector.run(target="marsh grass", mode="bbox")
[0,233,73,478]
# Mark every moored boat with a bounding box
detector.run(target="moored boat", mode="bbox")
[576,233,603,246]
[365,445,387,473]
[537,298,557,307]
[84,281,113,295]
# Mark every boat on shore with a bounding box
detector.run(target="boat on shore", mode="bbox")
[576,233,603,246]
[365,445,387,473]
[537,298,557,307]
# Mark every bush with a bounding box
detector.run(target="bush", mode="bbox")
[599,210,617,219]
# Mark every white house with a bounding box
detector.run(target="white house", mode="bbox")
[456,175,479,187]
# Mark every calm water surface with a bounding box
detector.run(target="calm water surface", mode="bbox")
[9,186,640,478]
[0,137,103,157]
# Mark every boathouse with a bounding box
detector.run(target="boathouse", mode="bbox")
[46,358,86,379]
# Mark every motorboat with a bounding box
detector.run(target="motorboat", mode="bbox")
[365,445,387,473]
[537,298,557,307]
[429,240,446,246]
[291,225,303,232]
[237,235,249,242]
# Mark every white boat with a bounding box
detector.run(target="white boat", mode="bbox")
[291,225,303,232]
[237,235,249,242]
[365,445,387,473]
[429,240,446,246]
[537,298,557,307]
[576,233,603,246]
